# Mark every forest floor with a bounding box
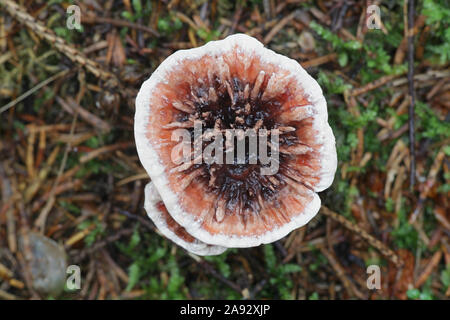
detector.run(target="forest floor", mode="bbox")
[0,0,449,300]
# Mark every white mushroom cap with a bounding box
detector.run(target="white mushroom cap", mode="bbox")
[135,34,337,249]
[144,182,227,256]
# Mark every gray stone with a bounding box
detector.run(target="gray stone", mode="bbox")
[19,232,67,297]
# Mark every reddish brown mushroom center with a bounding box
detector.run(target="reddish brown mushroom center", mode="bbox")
[169,70,312,221]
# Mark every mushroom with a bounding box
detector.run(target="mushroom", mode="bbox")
[135,34,337,252]
[144,182,226,256]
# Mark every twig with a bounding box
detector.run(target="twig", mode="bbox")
[0,70,68,115]
[409,147,446,224]
[199,261,243,294]
[407,0,416,188]
[391,69,450,87]
[79,142,134,163]
[116,208,155,231]
[274,240,288,258]
[414,250,442,288]
[320,247,365,299]
[321,206,402,267]
[264,10,299,44]
[56,96,111,132]
[250,279,267,299]
[72,228,135,263]
[116,172,149,187]
[302,53,337,69]
[184,252,243,295]
[81,15,159,37]
[349,74,401,96]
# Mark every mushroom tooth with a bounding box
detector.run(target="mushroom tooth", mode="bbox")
[251,70,266,100]
[278,201,294,224]
[271,126,296,135]
[172,101,195,114]
[284,176,312,197]
[185,99,196,109]
[208,87,218,103]
[235,116,244,125]
[206,68,214,84]
[237,201,246,226]
[162,120,194,129]
[261,74,291,101]
[179,168,203,190]
[279,126,296,133]
[208,167,217,187]
[267,204,286,226]
[217,57,230,81]
[261,175,276,191]
[243,83,250,100]
[294,163,320,177]
[230,191,242,211]
[190,90,202,104]
[215,197,227,222]
[201,111,211,119]
[254,119,263,130]
[268,175,280,186]
[225,80,235,106]
[257,203,270,223]
[244,103,252,115]
[171,158,196,173]
[279,144,313,155]
[279,105,315,123]
[282,165,317,190]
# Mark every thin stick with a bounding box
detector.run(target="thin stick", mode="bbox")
[414,250,442,288]
[407,0,416,188]
[349,74,400,97]
[321,206,402,267]
[320,247,365,299]
[302,53,337,69]
[0,70,68,114]
[199,260,243,294]
[81,15,159,37]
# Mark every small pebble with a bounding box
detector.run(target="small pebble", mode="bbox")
[20,232,67,297]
